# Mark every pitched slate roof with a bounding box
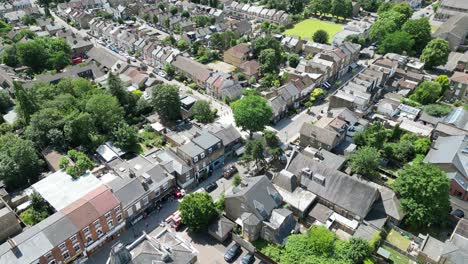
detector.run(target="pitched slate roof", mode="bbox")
[286,152,378,218]
[424,135,468,177]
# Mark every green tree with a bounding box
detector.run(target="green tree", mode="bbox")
[252,36,282,58]
[288,53,300,68]
[0,133,43,190]
[170,6,178,15]
[391,2,413,21]
[358,0,382,12]
[243,138,266,165]
[409,81,442,105]
[151,84,181,122]
[50,51,71,70]
[288,0,307,14]
[313,29,329,44]
[309,0,331,15]
[107,72,128,106]
[424,104,452,117]
[402,18,431,53]
[64,150,94,178]
[331,0,353,19]
[163,63,175,77]
[2,45,19,67]
[0,91,13,114]
[259,48,280,74]
[348,146,381,179]
[192,100,216,124]
[232,95,273,138]
[420,38,450,69]
[85,93,125,134]
[378,31,414,55]
[353,122,389,149]
[393,162,450,228]
[435,75,450,94]
[178,192,218,232]
[233,174,242,186]
[152,15,158,25]
[13,82,38,124]
[181,10,190,18]
[369,16,398,41]
[264,130,283,161]
[112,122,138,151]
[335,238,372,264]
[16,40,48,72]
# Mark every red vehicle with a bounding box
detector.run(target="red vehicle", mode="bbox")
[165,210,182,230]
[223,164,238,179]
[72,57,83,65]
[173,188,185,199]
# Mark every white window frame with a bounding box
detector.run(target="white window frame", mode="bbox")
[193,156,198,163]
[200,152,205,159]
[108,219,114,229]
[45,251,53,261]
[117,214,123,222]
[73,243,81,253]
[208,148,212,154]
[59,242,66,251]
[62,251,70,260]
[70,235,77,243]
[83,226,90,235]
[114,206,121,214]
[86,236,94,245]
[105,212,112,220]
[97,229,103,238]
[142,196,149,205]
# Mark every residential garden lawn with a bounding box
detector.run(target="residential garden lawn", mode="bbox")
[284,19,344,43]
[382,245,411,264]
[386,229,411,251]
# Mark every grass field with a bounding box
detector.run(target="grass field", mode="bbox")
[382,246,411,264]
[386,229,411,251]
[284,19,344,43]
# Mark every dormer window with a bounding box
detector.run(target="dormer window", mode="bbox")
[193,156,198,163]
[201,152,205,159]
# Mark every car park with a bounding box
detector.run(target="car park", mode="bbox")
[224,243,241,262]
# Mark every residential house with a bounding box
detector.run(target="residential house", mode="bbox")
[239,60,259,78]
[285,150,379,221]
[153,148,194,189]
[180,94,198,120]
[299,113,348,151]
[333,19,373,46]
[204,124,242,157]
[424,135,468,201]
[0,206,21,244]
[435,0,468,21]
[172,55,212,87]
[176,132,225,180]
[206,72,243,101]
[223,43,250,67]
[433,14,468,51]
[108,228,198,264]
[107,156,175,225]
[225,176,296,244]
[281,37,305,53]
[0,184,125,264]
[451,71,468,102]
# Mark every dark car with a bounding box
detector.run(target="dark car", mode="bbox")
[451,209,465,219]
[224,243,241,262]
[204,182,218,192]
[241,253,255,264]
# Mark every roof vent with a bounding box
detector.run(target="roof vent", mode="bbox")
[301,167,312,178]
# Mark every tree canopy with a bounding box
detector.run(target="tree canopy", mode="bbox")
[178,192,219,232]
[348,146,381,180]
[378,31,414,55]
[151,84,181,122]
[409,81,442,105]
[112,122,139,151]
[14,37,71,72]
[393,162,450,228]
[232,95,273,138]
[401,18,431,53]
[420,38,450,69]
[313,29,329,44]
[192,100,216,124]
[0,133,43,190]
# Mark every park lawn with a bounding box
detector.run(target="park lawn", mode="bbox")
[386,229,411,251]
[382,245,411,264]
[284,19,343,43]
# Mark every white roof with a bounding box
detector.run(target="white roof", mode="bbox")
[32,170,102,211]
[96,141,126,162]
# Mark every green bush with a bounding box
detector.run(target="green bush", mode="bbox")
[424,104,452,117]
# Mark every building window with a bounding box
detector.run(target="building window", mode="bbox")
[217,143,221,148]
[208,148,212,154]
[97,229,103,238]
[59,242,67,251]
[48,261,56,264]
[73,244,81,253]
[105,212,112,221]
[114,206,121,214]
[108,220,114,228]
[163,182,169,191]
[143,196,149,205]
[94,219,101,228]
[193,156,198,163]
[70,235,77,243]
[83,227,90,235]
[86,236,93,245]
[62,251,70,260]
[117,214,122,222]
[45,251,53,261]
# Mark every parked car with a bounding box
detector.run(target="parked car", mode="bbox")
[173,188,185,199]
[223,164,238,179]
[241,253,255,264]
[204,182,218,192]
[224,243,241,262]
[451,209,465,220]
